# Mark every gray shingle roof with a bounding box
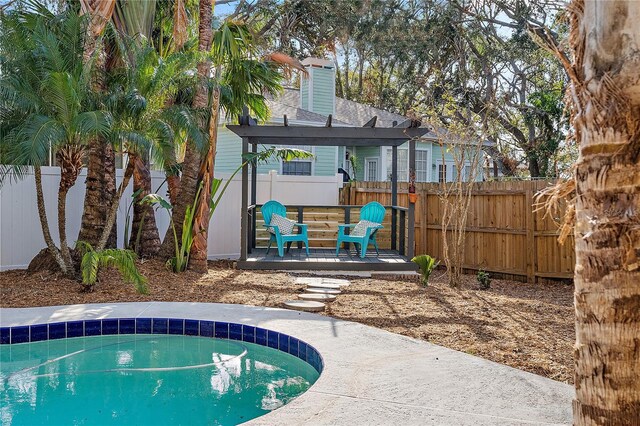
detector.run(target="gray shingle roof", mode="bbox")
[268,88,407,128]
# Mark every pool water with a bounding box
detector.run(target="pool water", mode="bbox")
[0,335,319,425]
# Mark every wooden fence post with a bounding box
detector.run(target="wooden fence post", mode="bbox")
[525,184,536,284]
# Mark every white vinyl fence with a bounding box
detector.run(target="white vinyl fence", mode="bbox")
[0,168,341,270]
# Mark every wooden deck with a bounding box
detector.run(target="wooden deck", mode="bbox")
[238,248,417,272]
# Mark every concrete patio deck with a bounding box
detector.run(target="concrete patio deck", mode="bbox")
[1,302,574,425]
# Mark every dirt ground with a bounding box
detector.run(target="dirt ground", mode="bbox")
[0,260,575,384]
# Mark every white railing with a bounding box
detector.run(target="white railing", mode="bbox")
[0,167,341,270]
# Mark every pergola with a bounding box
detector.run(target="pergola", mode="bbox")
[227,113,430,271]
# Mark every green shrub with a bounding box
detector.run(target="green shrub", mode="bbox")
[477,270,491,290]
[76,241,148,294]
[411,254,439,286]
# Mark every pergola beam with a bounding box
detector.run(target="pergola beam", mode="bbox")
[227,125,429,144]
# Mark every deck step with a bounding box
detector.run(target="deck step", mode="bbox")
[306,287,341,295]
[283,300,326,312]
[298,293,337,302]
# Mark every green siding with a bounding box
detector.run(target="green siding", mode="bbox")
[352,146,381,181]
[310,68,334,116]
[214,127,337,176]
[314,146,338,176]
[431,142,482,182]
[214,128,243,174]
[301,77,309,110]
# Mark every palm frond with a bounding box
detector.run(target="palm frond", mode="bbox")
[78,242,148,294]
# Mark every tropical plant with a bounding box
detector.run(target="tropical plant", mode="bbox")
[146,146,313,272]
[476,270,490,290]
[76,241,148,294]
[549,0,640,422]
[141,188,199,273]
[411,254,439,286]
[0,4,111,276]
[166,16,306,272]
[77,0,118,251]
[348,154,359,182]
[94,38,203,254]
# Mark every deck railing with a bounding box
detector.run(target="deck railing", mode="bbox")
[247,204,410,256]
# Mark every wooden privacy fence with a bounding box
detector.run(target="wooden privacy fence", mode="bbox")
[340,180,575,282]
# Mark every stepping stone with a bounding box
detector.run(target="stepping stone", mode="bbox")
[305,282,341,290]
[299,293,336,302]
[283,300,325,312]
[294,277,350,287]
[306,287,341,295]
[321,278,350,287]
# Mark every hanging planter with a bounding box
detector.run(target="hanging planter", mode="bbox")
[408,168,417,204]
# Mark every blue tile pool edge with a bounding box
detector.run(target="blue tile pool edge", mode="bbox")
[0,318,324,374]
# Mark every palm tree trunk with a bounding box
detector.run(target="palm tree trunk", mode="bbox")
[97,157,135,251]
[57,188,73,272]
[190,87,220,272]
[563,1,640,423]
[78,0,117,248]
[34,166,68,274]
[130,153,161,257]
[159,0,213,262]
[78,139,117,247]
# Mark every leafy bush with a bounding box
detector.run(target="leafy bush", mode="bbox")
[76,241,148,294]
[411,254,440,286]
[141,191,197,273]
[477,270,491,290]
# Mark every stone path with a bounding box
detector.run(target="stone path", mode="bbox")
[283,277,351,312]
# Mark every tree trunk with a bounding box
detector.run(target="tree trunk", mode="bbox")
[34,166,68,274]
[564,1,640,423]
[78,0,117,249]
[130,153,161,257]
[527,152,541,178]
[78,139,117,247]
[159,0,213,263]
[97,158,135,251]
[189,87,220,272]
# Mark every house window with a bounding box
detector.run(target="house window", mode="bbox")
[438,164,447,183]
[385,148,430,182]
[281,145,313,176]
[416,150,429,182]
[364,157,379,181]
[282,161,312,175]
[386,148,408,181]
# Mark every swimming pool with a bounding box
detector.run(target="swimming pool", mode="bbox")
[0,318,323,425]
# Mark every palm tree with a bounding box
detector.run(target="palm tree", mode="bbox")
[111,0,160,256]
[0,5,111,276]
[162,15,306,272]
[94,40,204,253]
[158,0,215,263]
[77,0,118,250]
[556,0,640,423]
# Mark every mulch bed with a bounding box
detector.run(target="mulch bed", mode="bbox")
[0,260,575,384]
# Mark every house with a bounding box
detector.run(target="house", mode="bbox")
[216,57,488,183]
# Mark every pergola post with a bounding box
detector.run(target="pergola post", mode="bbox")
[407,138,416,259]
[250,143,257,252]
[391,145,398,250]
[240,137,249,261]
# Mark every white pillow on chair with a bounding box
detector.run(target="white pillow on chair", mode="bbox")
[268,213,295,235]
[350,220,381,237]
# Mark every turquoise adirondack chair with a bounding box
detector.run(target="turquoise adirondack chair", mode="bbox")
[336,201,385,258]
[261,200,310,257]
